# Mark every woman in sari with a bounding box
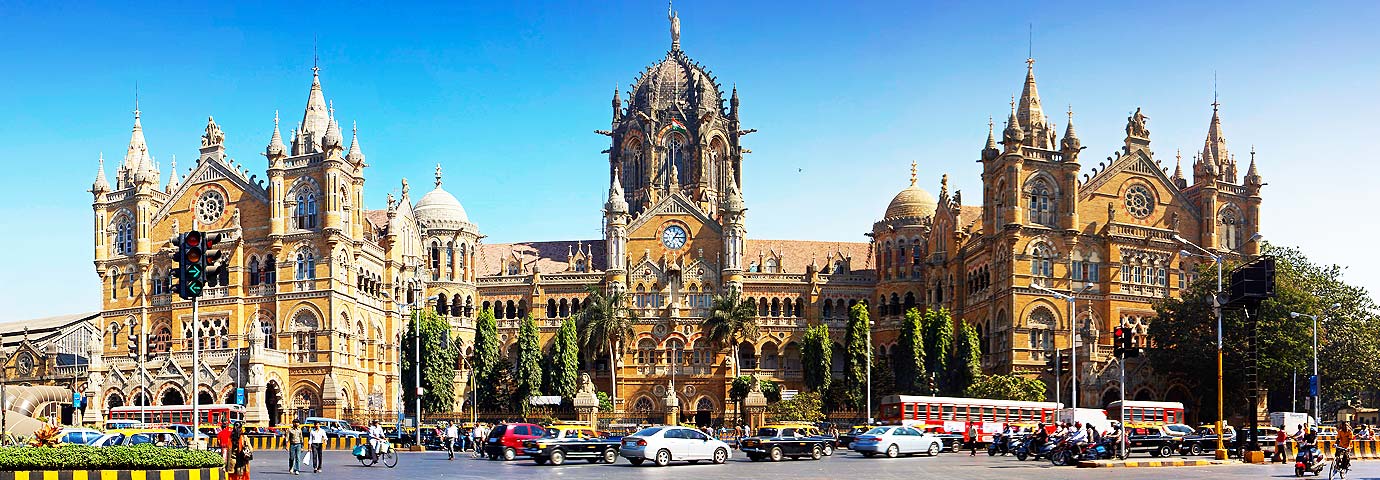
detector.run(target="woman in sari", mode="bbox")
[228,424,253,480]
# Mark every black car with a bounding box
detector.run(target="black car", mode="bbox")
[838,426,869,450]
[1124,427,1179,457]
[919,427,964,453]
[739,427,829,461]
[523,425,621,465]
[1177,425,1236,456]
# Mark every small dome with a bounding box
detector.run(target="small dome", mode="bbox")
[414,187,470,229]
[884,185,938,220]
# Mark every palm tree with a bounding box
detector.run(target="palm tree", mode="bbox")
[700,290,761,378]
[575,285,637,408]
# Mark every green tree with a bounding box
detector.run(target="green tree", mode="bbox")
[766,391,825,423]
[953,322,982,395]
[596,391,614,412]
[511,314,543,413]
[923,307,954,394]
[401,309,460,414]
[964,374,1047,402]
[894,308,927,394]
[843,302,870,410]
[472,308,502,410]
[801,324,832,392]
[701,290,760,378]
[548,317,581,399]
[575,286,637,406]
[869,350,895,408]
[1148,244,1380,421]
[729,375,782,404]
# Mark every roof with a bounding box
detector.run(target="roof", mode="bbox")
[956,205,983,231]
[745,239,872,271]
[0,312,99,345]
[476,240,607,276]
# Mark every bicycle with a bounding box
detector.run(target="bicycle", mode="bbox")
[354,440,399,468]
[1329,447,1350,480]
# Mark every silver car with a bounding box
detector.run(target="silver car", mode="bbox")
[849,425,943,458]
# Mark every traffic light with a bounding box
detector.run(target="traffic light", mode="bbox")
[172,231,206,299]
[1044,354,1058,375]
[1228,256,1276,306]
[126,318,139,359]
[1057,352,1072,376]
[1113,327,1142,358]
[203,232,226,288]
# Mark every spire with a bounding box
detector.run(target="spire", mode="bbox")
[323,101,343,152]
[1002,95,1024,148]
[1060,105,1081,154]
[1245,145,1262,185]
[346,121,365,164]
[123,106,151,183]
[1202,94,1230,176]
[611,86,622,123]
[1016,58,1045,134]
[300,63,329,152]
[92,153,110,193]
[266,110,286,160]
[730,83,740,120]
[167,154,180,190]
[909,160,917,186]
[985,116,998,150]
[606,170,628,214]
[434,163,444,188]
[1173,149,1185,180]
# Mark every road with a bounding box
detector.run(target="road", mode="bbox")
[250,449,1377,480]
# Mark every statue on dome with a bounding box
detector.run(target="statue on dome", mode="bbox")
[668,1,681,48]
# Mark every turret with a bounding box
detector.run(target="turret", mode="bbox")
[1001,98,1024,153]
[323,104,344,156]
[611,87,622,123]
[346,122,365,165]
[1060,107,1082,160]
[265,111,286,164]
[91,153,110,195]
[981,117,1000,162]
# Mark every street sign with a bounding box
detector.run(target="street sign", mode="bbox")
[235,388,245,405]
[529,396,563,406]
[1309,375,1318,396]
[72,392,81,408]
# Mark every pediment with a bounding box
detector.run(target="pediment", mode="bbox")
[152,157,270,226]
[628,191,721,234]
[1079,148,1202,221]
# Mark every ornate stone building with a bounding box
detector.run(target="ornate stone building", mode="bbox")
[85,10,1261,425]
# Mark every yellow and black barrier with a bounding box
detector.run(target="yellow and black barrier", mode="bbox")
[216,437,365,451]
[0,467,223,480]
[1282,440,1380,460]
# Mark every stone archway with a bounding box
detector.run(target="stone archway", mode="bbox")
[1101,388,1121,409]
[161,388,185,406]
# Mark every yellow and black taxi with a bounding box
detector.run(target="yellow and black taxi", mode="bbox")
[739,425,829,461]
[1123,423,1180,458]
[523,424,621,465]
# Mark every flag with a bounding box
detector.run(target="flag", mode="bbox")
[670,118,687,134]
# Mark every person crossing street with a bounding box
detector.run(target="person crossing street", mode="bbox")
[445,423,459,460]
[308,424,326,473]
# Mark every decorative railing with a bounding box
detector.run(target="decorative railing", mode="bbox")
[151,294,173,306]
[743,273,807,282]
[1108,223,1177,242]
[203,286,229,299]
[248,284,276,297]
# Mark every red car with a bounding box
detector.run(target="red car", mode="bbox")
[484,423,548,461]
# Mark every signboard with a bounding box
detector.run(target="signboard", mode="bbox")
[781,389,799,401]
[72,392,82,408]
[529,396,563,406]
[943,421,966,433]
[1309,375,1319,397]
[235,388,245,405]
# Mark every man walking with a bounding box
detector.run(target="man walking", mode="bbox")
[446,423,460,460]
[286,419,304,475]
[471,423,488,458]
[308,423,326,473]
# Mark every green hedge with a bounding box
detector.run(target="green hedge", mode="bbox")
[0,445,224,471]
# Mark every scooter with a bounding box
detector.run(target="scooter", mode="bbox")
[1014,436,1048,461]
[987,434,1010,456]
[1294,446,1325,477]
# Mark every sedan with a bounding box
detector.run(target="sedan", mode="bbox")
[619,426,731,467]
[849,425,943,458]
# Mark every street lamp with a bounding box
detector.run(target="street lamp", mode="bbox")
[409,282,424,449]
[1174,232,1260,460]
[1291,304,1339,424]
[1030,283,1092,409]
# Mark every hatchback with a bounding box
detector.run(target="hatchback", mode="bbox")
[485,423,547,461]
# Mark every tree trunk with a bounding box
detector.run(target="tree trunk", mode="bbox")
[731,343,740,378]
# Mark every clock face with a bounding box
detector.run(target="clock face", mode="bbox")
[661,225,688,250]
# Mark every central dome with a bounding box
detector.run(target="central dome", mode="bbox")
[630,50,722,114]
[884,184,938,221]
[414,187,470,229]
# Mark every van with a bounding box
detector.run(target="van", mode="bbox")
[303,417,366,438]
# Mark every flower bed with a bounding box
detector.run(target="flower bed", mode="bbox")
[0,444,224,471]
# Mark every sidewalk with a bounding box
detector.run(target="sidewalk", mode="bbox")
[1077,458,1230,468]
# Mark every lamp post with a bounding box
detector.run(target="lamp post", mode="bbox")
[409,282,424,449]
[1031,283,1092,409]
[1291,304,1338,424]
[1175,232,1259,460]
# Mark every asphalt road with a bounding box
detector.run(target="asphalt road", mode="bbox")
[250,448,1380,480]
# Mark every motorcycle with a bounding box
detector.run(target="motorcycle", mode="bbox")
[1294,446,1325,477]
[1015,436,1054,461]
[987,434,1009,456]
[1049,437,1119,466]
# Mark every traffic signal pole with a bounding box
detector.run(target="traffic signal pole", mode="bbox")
[192,295,200,447]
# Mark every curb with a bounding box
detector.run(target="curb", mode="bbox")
[1077,459,1226,468]
[0,467,224,480]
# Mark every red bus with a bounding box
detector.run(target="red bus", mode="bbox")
[1105,400,1185,426]
[108,404,246,426]
[879,395,1063,443]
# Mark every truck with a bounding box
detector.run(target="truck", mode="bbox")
[1268,412,1316,435]
[1057,408,1112,434]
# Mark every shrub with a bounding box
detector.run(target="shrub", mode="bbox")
[0,444,225,471]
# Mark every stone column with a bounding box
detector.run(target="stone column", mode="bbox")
[743,389,767,431]
[572,373,600,427]
[663,387,680,426]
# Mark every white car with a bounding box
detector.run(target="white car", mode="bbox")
[849,425,943,458]
[1162,423,1194,438]
[619,426,731,466]
[59,427,104,445]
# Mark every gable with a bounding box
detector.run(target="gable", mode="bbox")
[151,158,270,227]
[627,191,721,235]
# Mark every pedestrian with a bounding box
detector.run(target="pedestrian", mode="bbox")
[1273,425,1288,463]
[471,423,487,458]
[217,422,232,465]
[968,423,981,456]
[446,423,459,460]
[228,424,254,480]
[286,419,304,475]
[308,424,326,473]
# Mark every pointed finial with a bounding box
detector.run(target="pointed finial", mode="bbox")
[133,81,141,119]
[313,35,320,76]
[435,163,443,188]
[274,109,279,126]
[328,100,335,119]
[1212,70,1219,110]
[1028,23,1033,60]
[909,160,917,186]
[1067,104,1073,121]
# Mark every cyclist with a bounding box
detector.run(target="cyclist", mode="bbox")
[1336,422,1353,474]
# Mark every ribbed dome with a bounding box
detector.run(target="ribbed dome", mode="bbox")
[630,50,721,115]
[884,185,938,220]
[414,187,469,229]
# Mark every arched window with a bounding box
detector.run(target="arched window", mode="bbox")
[783,298,793,317]
[264,255,277,284]
[505,300,516,319]
[667,136,687,188]
[151,268,164,295]
[764,258,779,273]
[248,257,261,286]
[1030,244,1053,278]
[666,338,686,365]
[546,299,557,319]
[452,294,464,316]
[127,270,135,297]
[761,342,779,370]
[295,249,315,280]
[637,338,657,365]
[292,311,319,359]
[1028,306,1056,356]
[259,317,277,350]
[435,293,448,316]
[575,259,587,272]
[110,269,119,299]
[1220,207,1244,251]
[445,242,455,280]
[822,300,833,319]
[153,326,172,352]
[114,216,135,255]
[770,298,781,317]
[109,322,122,348]
[559,299,569,318]
[758,298,768,317]
[1027,179,1055,226]
[783,342,801,370]
[738,341,757,369]
[294,189,318,230]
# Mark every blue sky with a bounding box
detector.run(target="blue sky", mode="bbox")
[1,0,1376,320]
